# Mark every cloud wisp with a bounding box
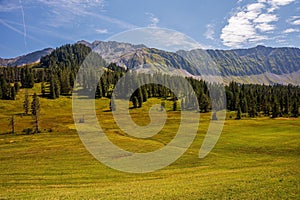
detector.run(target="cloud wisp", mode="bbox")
[19,0,27,48]
[221,0,296,48]
[146,13,160,28]
[204,24,216,41]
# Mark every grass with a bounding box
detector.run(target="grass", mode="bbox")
[0,84,299,199]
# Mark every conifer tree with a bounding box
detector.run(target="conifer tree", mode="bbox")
[132,96,138,108]
[236,105,242,120]
[23,90,29,115]
[31,93,40,134]
[9,115,15,134]
[291,99,299,118]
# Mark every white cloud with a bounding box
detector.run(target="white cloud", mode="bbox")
[283,28,300,33]
[256,23,276,31]
[254,13,278,23]
[267,0,296,12]
[96,29,108,34]
[247,3,265,11]
[220,0,295,48]
[287,16,300,25]
[204,24,215,40]
[292,19,300,25]
[268,0,295,6]
[146,13,160,27]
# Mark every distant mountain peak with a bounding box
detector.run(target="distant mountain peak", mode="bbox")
[0,48,54,67]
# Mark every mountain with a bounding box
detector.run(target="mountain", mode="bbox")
[0,48,54,67]
[77,40,146,63]
[2,40,300,85]
[84,41,299,84]
[177,45,300,76]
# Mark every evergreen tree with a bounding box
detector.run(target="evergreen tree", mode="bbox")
[142,87,148,102]
[291,99,299,118]
[41,81,46,97]
[132,96,138,108]
[14,82,19,93]
[271,101,279,118]
[212,112,218,120]
[95,82,103,98]
[236,105,242,120]
[0,84,2,99]
[23,90,29,115]
[161,101,166,111]
[31,93,40,134]
[173,99,177,111]
[110,99,116,111]
[9,115,15,134]
[10,86,16,100]
[137,88,143,108]
[21,66,34,88]
[31,93,40,116]
[49,76,56,99]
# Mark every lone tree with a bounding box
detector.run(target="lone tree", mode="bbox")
[173,99,177,111]
[23,90,29,115]
[132,96,138,108]
[9,115,15,134]
[110,99,116,111]
[161,101,166,111]
[31,93,40,134]
[235,105,242,120]
[212,111,218,120]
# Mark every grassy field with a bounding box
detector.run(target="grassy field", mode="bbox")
[0,85,299,199]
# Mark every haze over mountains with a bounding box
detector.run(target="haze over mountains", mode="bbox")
[1,40,299,85]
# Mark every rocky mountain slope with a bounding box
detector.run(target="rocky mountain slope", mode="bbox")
[0,48,53,67]
[2,40,300,85]
[86,40,300,84]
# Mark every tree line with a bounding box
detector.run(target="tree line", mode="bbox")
[0,43,299,119]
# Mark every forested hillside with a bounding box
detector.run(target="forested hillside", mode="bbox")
[0,43,299,119]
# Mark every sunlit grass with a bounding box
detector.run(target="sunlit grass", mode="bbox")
[0,84,299,199]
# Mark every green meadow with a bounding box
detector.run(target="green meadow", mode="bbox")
[0,85,299,199]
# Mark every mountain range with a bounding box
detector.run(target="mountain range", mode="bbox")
[0,48,53,67]
[1,41,299,85]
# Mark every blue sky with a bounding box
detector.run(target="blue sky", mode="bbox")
[0,0,299,58]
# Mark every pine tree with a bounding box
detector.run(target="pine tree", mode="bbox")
[291,99,299,118]
[23,90,29,115]
[96,82,103,99]
[31,93,40,116]
[31,93,40,134]
[49,76,55,99]
[236,105,242,120]
[10,86,16,100]
[9,115,15,134]
[137,88,143,108]
[142,87,148,102]
[132,96,138,108]
[173,99,177,111]
[161,101,166,111]
[0,84,2,99]
[212,112,218,120]
[110,99,116,111]
[271,102,279,118]
[41,81,46,97]
[14,82,19,93]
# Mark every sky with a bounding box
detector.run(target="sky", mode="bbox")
[0,0,300,58]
